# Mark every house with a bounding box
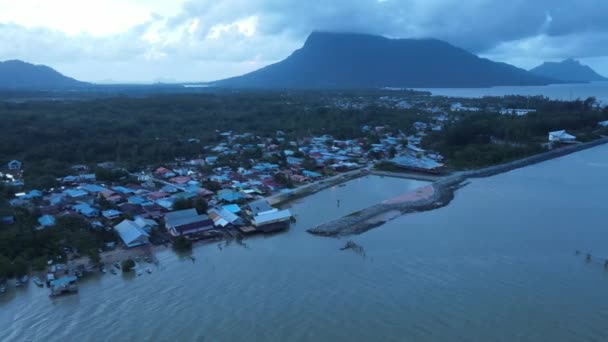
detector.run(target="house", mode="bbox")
[246,199,292,232]
[390,155,444,173]
[64,189,88,198]
[247,200,292,233]
[114,220,150,247]
[164,209,215,237]
[7,160,22,170]
[38,215,56,228]
[133,216,158,233]
[102,209,122,220]
[548,130,577,143]
[599,120,608,127]
[217,189,244,203]
[72,204,100,218]
[207,207,245,227]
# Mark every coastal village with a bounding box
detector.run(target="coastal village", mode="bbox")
[1,96,607,297]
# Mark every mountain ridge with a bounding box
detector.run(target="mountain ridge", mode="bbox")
[0,60,87,89]
[213,32,557,89]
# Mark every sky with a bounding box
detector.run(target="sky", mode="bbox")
[1,0,607,83]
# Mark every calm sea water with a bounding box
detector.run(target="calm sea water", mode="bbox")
[1,150,608,341]
[416,81,608,104]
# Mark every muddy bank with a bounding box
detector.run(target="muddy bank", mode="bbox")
[308,138,608,237]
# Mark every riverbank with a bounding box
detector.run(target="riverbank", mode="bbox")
[308,138,608,236]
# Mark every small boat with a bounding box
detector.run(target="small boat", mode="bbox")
[20,275,29,284]
[15,280,22,287]
[110,269,117,275]
[32,277,44,287]
[145,267,152,274]
[113,262,121,270]
[0,286,6,294]
[100,266,107,274]
[136,270,143,276]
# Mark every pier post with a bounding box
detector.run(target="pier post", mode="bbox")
[586,254,592,262]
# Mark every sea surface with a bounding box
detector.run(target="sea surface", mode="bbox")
[1,149,608,341]
[416,81,608,104]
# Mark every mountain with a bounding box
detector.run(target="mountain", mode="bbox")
[529,59,608,82]
[0,60,87,89]
[213,32,555,89]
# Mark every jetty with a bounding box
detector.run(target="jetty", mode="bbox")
[308,138,608,237]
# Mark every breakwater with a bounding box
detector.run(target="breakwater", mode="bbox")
[308,138,608,237]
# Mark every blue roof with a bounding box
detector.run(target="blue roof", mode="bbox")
[113,186,135,194]
[38,215,56,226]
[217,190,244,202]
[222,204,241,213]
[81,184,108,193]
[102,209,122,217]
[50,275,78,288]
[303,170,322,178]
[73,204,99,216]
[128,196,146,204]
[64,189,88,197]
[391,156,444,170]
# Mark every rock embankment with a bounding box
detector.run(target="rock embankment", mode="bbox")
[308,138,608,237]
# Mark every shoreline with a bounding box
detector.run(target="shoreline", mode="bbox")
[308,137,608,237]
[266,167,371,206]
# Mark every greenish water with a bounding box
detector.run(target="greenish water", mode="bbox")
[1,149,608,341]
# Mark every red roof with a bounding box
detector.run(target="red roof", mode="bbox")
[169,176,191,184]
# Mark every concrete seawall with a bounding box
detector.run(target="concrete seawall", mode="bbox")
[308,138,608,237]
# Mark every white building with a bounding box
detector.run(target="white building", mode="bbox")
[598,120,608,127]
[548,130,576,143]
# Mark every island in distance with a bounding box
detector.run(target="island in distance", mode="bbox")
[529,58,608,83]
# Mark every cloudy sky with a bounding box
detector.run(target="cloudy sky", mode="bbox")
[1,0,606,83]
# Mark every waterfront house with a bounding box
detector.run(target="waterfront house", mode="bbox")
[114,220,150,247]
[548,130,577,143]
[7,160,22,171]
[247,199,292,233]
[164,209,215,237]
[207,207,245,227]
[599,120,608,127]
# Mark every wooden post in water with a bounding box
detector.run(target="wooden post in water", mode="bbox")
[575,250,580,255]
[586,254,592,262]
[605,260,608,269]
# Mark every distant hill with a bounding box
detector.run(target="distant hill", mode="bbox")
[0,60,87,89]
[530,59,608,82]
[213,32,556,89]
